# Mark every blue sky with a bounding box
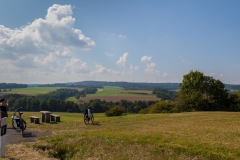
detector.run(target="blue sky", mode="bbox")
[0,1,240,84]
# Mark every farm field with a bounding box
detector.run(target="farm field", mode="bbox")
[79,86,161,103]
[80,96,161,103]
[5,111,240,159]
[0,87,84,96]
[88,86,155,97]
[0,87,58,96]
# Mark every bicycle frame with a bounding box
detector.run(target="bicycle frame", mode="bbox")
[11,107,26,133]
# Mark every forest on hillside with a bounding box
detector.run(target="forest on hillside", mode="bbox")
[1,73,240,114]
[1,81,240,91]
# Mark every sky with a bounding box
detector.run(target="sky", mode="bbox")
[0,1,240,84]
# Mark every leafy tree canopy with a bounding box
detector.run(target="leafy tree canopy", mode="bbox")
[179,70,229,111]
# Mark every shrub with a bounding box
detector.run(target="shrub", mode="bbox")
[67,109,73,113]
[139,101,183,114]
[105,106,125,117]
[139,108,149,114]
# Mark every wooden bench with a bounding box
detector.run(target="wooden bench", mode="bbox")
[50,114,60,122]
[30,116,40,124]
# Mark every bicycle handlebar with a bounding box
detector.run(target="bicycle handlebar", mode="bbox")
[14,107,22,112]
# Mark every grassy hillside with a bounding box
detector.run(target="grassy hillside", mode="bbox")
[5,111,240,159]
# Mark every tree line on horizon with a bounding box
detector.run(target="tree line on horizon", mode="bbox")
[1,70,240,114]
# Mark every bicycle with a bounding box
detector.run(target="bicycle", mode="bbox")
[12,107,27,134]
[83,107,94,125]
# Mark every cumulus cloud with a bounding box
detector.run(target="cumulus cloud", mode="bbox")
[0,4,95,59]
[0,4,96,83]
[90,64,120,77]
[116,52,128,67]
[141,56,152,63]
[141,56,156,73]
[141,55,169,78]
[63,58,88,74]
[116,52,139,71]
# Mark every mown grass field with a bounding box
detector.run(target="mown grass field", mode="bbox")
[5,111,240,160]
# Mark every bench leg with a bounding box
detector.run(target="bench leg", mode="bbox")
[56,117,60,122]
[34,118,40,124]
[51,116,55,121]
[30,118,34,123]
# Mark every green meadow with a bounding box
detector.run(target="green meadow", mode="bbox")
[5,111,240,160]
[3,87,58,95]
[2,87,84,96]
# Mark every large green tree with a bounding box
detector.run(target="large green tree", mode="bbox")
[179,70,229,111]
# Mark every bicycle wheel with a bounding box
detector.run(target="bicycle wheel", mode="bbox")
[90,113,94,123]
[84,115,89,125]
[20,119,27,133]
[12,120,18,130]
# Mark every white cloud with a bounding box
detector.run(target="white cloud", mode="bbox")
[63,58,88,74]
[162,73,169,77]
[141,56,152,63]
[116,52,138,72]
[116,52,128,67]
[104,52,114,57]
[0,4,95,60]
[90,64,120,78]
[141,56,155,73]
[93,64,107,74]
[0,4,96,83]
[141,55,169,78]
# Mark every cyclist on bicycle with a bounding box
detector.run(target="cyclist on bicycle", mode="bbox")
[84,106,91,120]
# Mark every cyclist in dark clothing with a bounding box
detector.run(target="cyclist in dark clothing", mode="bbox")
[84,106,91,119]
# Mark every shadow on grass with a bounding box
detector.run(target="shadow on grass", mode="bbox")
[91,121,100,125]
[22,131,33,137]
[49,121,59,124]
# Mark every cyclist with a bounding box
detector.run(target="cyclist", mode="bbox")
[84,106,91,120]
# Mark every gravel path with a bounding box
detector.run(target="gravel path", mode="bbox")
[6,127,53,145]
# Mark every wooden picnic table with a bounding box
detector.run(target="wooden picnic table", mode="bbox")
[40,111,52,123]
